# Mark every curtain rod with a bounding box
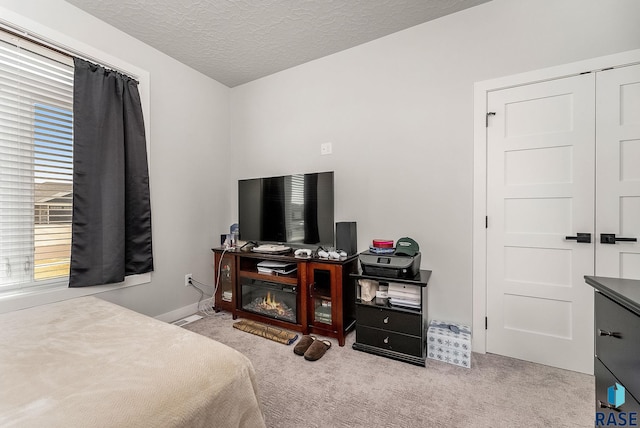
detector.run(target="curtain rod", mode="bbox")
[0,19,139,80]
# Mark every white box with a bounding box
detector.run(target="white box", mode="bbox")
[426,320,472,368]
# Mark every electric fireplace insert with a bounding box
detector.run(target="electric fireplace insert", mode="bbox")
[240,278,298,324]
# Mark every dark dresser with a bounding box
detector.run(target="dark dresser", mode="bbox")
[585,276,640,420]
[351,270,431,366]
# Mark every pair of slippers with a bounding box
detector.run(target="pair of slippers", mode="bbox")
[293,335,331,361]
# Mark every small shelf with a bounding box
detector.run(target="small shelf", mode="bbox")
[351,269,431,286]
[239,270,298,285]
[310,283,331,300]
[355,298,422,314]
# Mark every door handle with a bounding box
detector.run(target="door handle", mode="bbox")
[598,400,617,410]
[308,282,315,297]
[565,233,591,243]
[600,233,637,244]
[597,329,621,338]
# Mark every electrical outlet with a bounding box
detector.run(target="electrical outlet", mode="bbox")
[320,142,332,155]
[184,273,192,287]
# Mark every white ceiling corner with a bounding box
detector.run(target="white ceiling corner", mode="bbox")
[64,0,491,87]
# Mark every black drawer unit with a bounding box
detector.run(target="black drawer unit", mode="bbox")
[585,276,640,421]
[355,305,422,336]
[351,270,431,366]
[595,292,640,402]
[595,358,640,418]
[355,325,423,356]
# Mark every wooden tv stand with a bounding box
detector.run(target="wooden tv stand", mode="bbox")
[212,248,358,346]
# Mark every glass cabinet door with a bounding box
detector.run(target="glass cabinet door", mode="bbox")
[308,265,334,326]
[215,252,235,311]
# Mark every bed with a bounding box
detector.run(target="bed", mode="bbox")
[0,296,266,428]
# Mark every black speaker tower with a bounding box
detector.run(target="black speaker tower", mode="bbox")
[336,222,358,255]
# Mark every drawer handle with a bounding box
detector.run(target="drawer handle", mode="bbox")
[383,317,389,324]
[598,329,622,338]
[598,400,618,410]
[383,337,389,344]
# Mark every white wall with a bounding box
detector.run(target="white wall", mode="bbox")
[229,0,640,325]
[2,0,639,325]
[0,0,231,319]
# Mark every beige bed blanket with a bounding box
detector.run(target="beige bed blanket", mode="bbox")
[0,296,265,428]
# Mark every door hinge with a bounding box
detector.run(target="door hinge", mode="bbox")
[485,317,488,330]
[486,112,496,127]
[485,216,488,229]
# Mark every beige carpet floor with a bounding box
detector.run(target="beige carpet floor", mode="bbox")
[183,311,594,428]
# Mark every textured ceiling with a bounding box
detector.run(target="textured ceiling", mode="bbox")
[65,0,490,87]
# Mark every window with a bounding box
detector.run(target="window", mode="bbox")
[285,174,305,242]
[0,30,74,291]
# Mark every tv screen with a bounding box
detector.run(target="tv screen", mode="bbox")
[238,171,334,247]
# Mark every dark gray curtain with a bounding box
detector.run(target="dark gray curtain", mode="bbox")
[69,58,153,287]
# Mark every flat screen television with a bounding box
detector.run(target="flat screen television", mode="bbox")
[238,171,334,248]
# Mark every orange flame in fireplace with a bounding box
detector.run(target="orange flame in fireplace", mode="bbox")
[259,292,286,315]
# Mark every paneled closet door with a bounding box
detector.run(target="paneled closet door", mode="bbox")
[595,64,640,279]
[486,73,596,374]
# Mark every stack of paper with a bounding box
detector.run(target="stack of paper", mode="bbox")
[387,282,421,309]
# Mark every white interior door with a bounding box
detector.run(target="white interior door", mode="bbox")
[486,73,595,374]
[595,64,640,279]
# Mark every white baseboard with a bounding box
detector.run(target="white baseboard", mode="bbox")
[155,302,201,323]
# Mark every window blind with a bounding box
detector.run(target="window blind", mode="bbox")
[285,174,305,242]
[0,30,74,290]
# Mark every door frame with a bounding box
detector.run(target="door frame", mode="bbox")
[472,49,640,354]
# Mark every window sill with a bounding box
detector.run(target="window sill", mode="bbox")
[0,273,151,315]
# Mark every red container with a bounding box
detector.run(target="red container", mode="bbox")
[372,239,394,248]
